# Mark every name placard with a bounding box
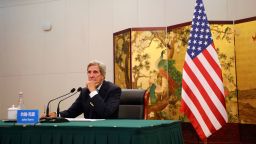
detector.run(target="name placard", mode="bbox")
[17,109,39,124]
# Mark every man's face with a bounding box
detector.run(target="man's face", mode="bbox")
[87,65,104,85]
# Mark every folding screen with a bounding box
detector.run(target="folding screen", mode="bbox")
[113,16,256,124]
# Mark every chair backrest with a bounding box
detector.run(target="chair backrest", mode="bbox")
[118,89,146,119]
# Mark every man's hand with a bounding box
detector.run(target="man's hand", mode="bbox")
[40,112,57,118]
[86,81,98,92]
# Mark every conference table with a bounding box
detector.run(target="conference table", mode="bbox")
[0,119,183,144]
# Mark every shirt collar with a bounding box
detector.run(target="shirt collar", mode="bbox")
[97,82,103,91]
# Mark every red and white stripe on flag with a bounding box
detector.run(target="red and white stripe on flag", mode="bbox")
[180,0,228,140]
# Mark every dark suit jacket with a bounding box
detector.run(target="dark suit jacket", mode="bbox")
[60,80,121,119]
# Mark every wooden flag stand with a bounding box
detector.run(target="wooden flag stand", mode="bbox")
[203,139,207,144]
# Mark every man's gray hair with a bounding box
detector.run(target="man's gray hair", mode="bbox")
[87,60,106,78]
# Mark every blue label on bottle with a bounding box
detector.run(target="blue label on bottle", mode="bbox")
[17,109,39,124]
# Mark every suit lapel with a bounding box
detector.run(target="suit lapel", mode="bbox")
[98,81,108,100]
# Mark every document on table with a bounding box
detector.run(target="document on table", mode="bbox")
[66,118,105,122]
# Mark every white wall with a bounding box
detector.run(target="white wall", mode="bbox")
[0,0,255,119]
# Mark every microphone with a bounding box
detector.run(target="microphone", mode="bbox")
[56,87,82,117]
[46,88,76,117]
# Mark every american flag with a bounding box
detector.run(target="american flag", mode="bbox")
[180,0,228,140]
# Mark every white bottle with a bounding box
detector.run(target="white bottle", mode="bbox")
[17,92,25,109]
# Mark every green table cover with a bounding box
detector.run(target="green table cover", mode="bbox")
[0,120,183,144]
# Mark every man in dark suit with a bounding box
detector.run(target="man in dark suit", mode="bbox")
[46,60,121,119]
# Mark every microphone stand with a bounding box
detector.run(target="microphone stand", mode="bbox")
[46,88,75,117]
[40,88,75,123]
[40,116,69,123]
[41,87,82,123]
[56,92,78,117]
[55,87,82,122]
